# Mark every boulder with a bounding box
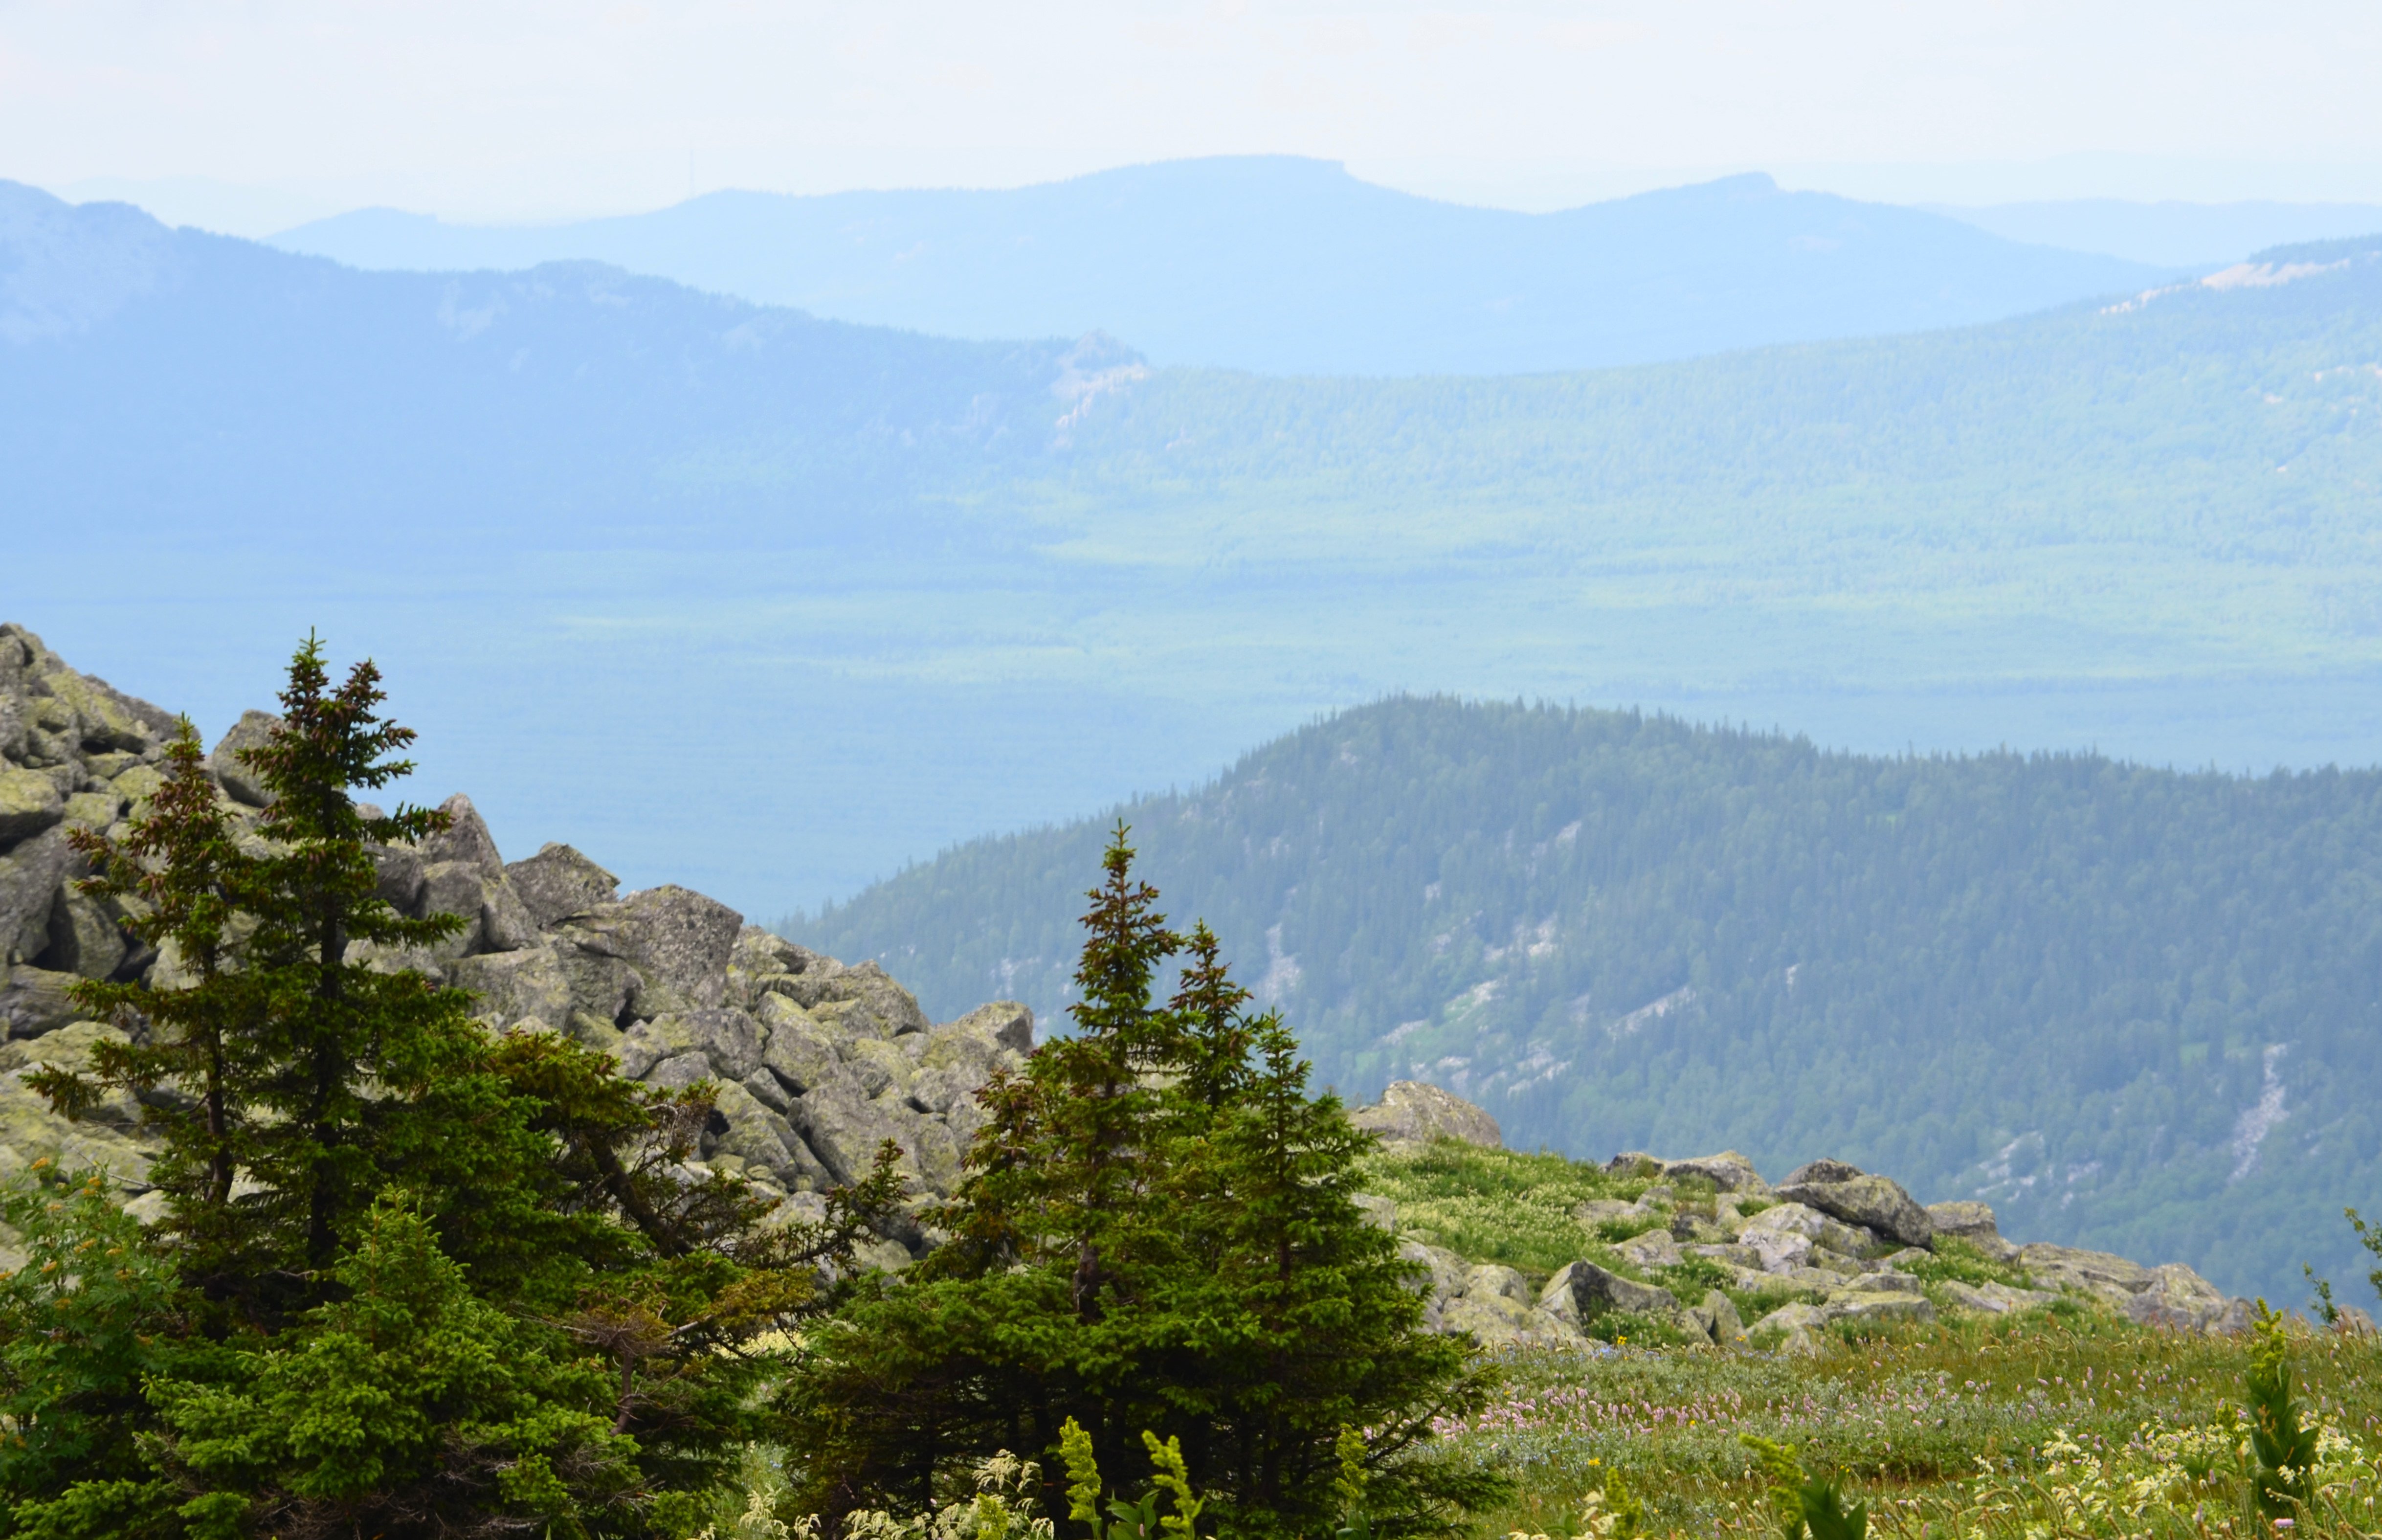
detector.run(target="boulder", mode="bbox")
[0,827,70,964]
[207,710,281,807]
[1938,1279,2058,1315]
[1775,1173,1934,1250]
[757,998,842,1094]
[506,843,620,928]
[1696,1288,1747,1345]
[1742,1202,1876,1259]
[417,793,506,878]
[370,843,428,915]
[555,885,744,1017]
[618,1009,765,1084]
[1539,1260,1679,1327]
[1825,1290,1937,1326]
[1350,1081,1502,1148]
[1750,1301,1833,1354]
[1572,1198,1639,1226]
[777,960,929,1038]
[0,964,81,1039]
[1782,1158,1865,1186]
[2017,1242,2152,1301]
[448,947,575,1031]
[942,1000,1035,1055]
[1662,1151,1771,1194]
[0,767,63,847]
[2123,1263,2249,1334]
[1619,1229,1684,1269]
[40,889,126,980]
[1926,1200,2019,1262]
[418,862,493,958]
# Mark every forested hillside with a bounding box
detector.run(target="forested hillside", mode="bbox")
[792,698,2382,1300]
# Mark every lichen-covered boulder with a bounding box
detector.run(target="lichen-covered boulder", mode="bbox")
[1775,1168,1935,1250]
[206,710,280,807]
[1350,1081,1502,1148]
[1539,1260,1679,1326]
[505,843,619,928]
[0,767,63,847]
[1662,1151,1771,1194]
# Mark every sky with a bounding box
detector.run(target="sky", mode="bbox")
[9,0,2382,234]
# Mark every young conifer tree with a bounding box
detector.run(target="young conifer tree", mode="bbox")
[779,825,1495,1538]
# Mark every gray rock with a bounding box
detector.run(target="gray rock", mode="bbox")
[2122,1264,2247,1333]
[0,964,81,1038]
[1927,1200,2020,1262]
[1938,1279,2059,1315]
[0,767,63,847]
[1350,1080,1502,1148]
[2018,1242,2152,1299]
[1353,1194,1398,1231]
[1701,1288,1747,1344]
[207,710,281,807]
[618,1009,764,1084]
[1825,1290,1937,1326]
[584,886,744,1017]
[448,947,575,1030]
[1539,1260,1680,1326]
[478,874,538,953]
[1619,1229,1684,1269]
[757,997,842,1094]
[1742,1202,1876,1259]
[1572,1198,1639,1226]
[506,843,620,928]
[370,843,428,915]
[942,1000,1035,1054]
[1782,1158,1866,1186]
[1604,1150,1664,1176]
[778,960,929,1038]
[546,933,640,1027]
[418,861,491,958]
[1663,1151,1771,1194]
[417,793,505,878]
[1775,1173,1934,1250]
[1752,1301,1835,1354]
[0,826,71,964]
[41,889,125,980]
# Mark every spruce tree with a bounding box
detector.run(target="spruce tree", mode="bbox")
[779,826,1493,1537]
[7,636,896,1538]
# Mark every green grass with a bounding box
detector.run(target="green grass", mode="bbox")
[1424,1317,2382,1539]
[1357,1141,1652,1280]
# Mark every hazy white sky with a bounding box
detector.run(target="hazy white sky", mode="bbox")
[10,0,2382,231]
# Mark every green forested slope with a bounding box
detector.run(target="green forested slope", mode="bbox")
[791,698,2382,1300]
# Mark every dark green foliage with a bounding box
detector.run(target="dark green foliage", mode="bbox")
[1738,1436,1866,1540]
[780,828,1493,1538]
[794,695,2382,1299]
[3,637,896,1537]
[2244,1303,2321,1519]
[0,1167,190,1536]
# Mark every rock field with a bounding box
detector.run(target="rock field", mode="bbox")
[1357,1079,2256,1351]
[0,624,1030,1267]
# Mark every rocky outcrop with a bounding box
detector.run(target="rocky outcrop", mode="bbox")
[1349,1080,2256,1349]
[1352,1079,1502,1148]
[0,625,1034,1261]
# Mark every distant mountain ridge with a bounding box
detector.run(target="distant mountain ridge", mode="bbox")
[267,158,2167,375]
[789,697,2382,1302]
[8,179,2382,918]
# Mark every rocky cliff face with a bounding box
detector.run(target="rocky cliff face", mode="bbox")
[0,624,1030,1261]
